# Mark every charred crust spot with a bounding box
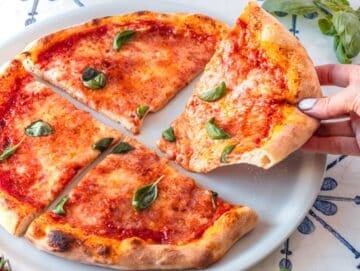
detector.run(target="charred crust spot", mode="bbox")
[48,230,74,252]
[134,11,152,17]
[130,238,143,247]
[91,18,102,26]
[21,51,31,58]
[97,245,111,256]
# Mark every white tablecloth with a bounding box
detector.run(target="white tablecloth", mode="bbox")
[1,1,359,270]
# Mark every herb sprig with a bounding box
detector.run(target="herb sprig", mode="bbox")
[263,0,360,63]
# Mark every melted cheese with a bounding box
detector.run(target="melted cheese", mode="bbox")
[0,60,121,233]
[24,12,228,134]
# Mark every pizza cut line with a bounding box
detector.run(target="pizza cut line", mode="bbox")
[157,2,322,173]
[20,11,229,134]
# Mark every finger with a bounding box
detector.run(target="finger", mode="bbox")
[302,136,360,155]
[298,89,358,119]
[315,64,358,87]
[315,120,354,137]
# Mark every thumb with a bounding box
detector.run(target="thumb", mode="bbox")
[298,88,358,119]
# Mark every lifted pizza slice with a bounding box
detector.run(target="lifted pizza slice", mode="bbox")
[158,2,322,172]
[26,137,258,270]
[0,60,121,235]
[21,11,228,134]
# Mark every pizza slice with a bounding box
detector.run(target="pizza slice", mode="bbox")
[158,2,322,172]
[0,60,121,236]
[26,137,258,270]
[20,11,228,134]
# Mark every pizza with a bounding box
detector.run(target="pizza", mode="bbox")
[0,60,121,236]
[26,137,258,270]
[20,11,229,134]
[157,2,322,173]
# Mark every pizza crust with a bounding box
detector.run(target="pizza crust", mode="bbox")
[26,206,257,270]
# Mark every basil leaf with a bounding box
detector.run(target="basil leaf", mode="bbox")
[82,67,107,90]
[25,120,54,137]
[132,176,164,211]
[53,196,69,216]
[0,255,11,271]
[162,127,176,142]
[206,118,231,140]
[314,0,351,15]
[335,40,351,63]
[136,105,149,119]
[262,0,318,15]
[333,11,360,58]
[318,18,336,35]
[0,137,25,162]
[334,34,341,50]
[220,144,236,163]
[92,138,114,152]
[113,30,136,51]
[198,82,227,102]
[211,191,218,209]
[111,142,135,154]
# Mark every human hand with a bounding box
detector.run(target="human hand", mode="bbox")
[298,64,360,155]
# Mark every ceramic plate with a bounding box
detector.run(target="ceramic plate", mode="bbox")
[0,0,326,270]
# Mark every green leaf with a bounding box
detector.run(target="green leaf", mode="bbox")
[211,191,218,209]
[318,18,336,35]
[132,176,164,211]
[333,11,360,58]
[279,268,290,271]
[92,138,114,152]
[162,127,176,142]
[0,255,11,271]
[262,0,318,15]
[113,30,136,51]
[53,196,69,216]
[0,137,25,162]
[206,118,231,140]
[220,144,236,163]
[82,67,107,90]
[314,0,351,15]
[136,105,149,119]
[111,142,135,154]
[335,40,351,63]
[198,82,227,102]
[25,120,54,137]
[333,34,341,50]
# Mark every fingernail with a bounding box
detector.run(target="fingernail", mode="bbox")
[298,98,317,111]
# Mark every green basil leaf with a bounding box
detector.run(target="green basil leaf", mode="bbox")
[262,0,318,15]
[0,137,25,162]
[334,35,341,50]
[92,138,114,152]
[113,30,136,51]
[0,255,11,271]
[206,118,231,140]
[132,176,164,211]
[82,67,107,90]
[162,127,176,142]
[198,82,227,102]
[220,144,236,163]
[53,196,69,216]
[314,0,351,15]
[25,120,54,137]
[111,142,135,154]
[211,191,218,209]
[136,105,149,119]
[335,40,351,63]
[318,18,336,35]
[333,11,360,58]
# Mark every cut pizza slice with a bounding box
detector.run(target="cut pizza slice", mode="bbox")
[158,2,322,172]
[21,11,229,134]
[26,137,258,270]
[0,60,121,236]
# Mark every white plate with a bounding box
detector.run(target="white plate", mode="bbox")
[0,0,326,270]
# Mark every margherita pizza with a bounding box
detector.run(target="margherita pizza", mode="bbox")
[0,60,121,236]
[158,2,322,172]
[26,137,258,270]
[21,11,228,134]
